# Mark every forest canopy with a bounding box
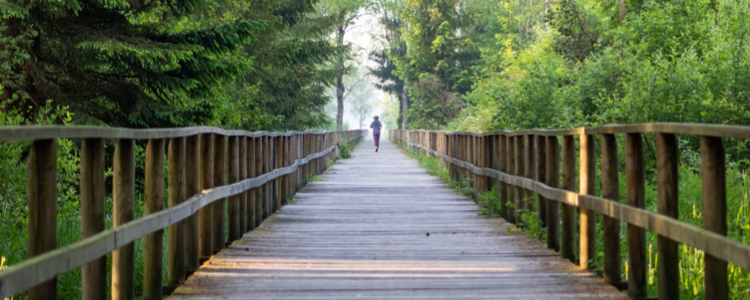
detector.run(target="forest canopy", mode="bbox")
[370,0,750,132]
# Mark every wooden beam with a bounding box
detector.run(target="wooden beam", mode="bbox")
[168,137,187,287]
[600,133,621,284]
[27,139,58,300]
[112,139,135,300]
[657,133,679,300]
[185,135,201,274]
[701,136,728,300]
[199,134,214,259]
[80,138,106,300]
[143,138,165,300]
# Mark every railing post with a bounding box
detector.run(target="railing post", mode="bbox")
[524,135,534,223]
[144,138,165,300]
[627,133,647,297]
[600,133,620,284]
[247,137,257,232]
[515,135,525,223]
[167,137,187,289]
[561,135,576,263]
[254,137,263,228]
[536,135,547,229]
[546,136,560,252]
[507,135,516,224]
[80,138,105,300]
[657,133,679,299]
[264,136,272,218]
[213,134,226,252]
[28,139,58,300]
[272,136,280,213]
[199,134,214,260]
[239,137,248,234]
[701,136,728,300]
[228,136,241,242]
[112,139,135,300]
[498,134,508,220]
[475,135,488,201]
[185,135,201,274]
[579,133,596,270]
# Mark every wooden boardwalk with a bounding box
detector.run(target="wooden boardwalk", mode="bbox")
[169,136,628,299]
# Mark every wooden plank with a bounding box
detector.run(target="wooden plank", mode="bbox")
[579,134,596,270]
[546,136,560,252]
[113,139,135,300]
[255,137,263,228]
[27,139,58,300]
[168,137,187,286]
[701,136,728,300]
[213,135,226,252]
[144,138,165,300]
[239,137,248,234]
[536,135,547,229]
[515,136,524,223]
[561,136,575,263]
[185,135,201,273]
[626,133,647,298]
[600,134,620,284]
[80,138,106,300]
[507,136,516,223]
[169,138,629,300]
[200,134,214,259]
[657,133,679,300]
[524,135,534,219]
[498,135,508,221]
[0,126,349,142]
[228,136,241,242]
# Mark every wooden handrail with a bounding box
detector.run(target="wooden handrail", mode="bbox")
[401,122,750,139]
[391,126,748,300]
[0,128,366,299]
[0,126,354,142]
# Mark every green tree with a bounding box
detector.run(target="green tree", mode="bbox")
[1,0,263,127]
[318,0,375,130]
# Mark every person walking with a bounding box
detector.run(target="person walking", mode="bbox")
[370,116,383,152]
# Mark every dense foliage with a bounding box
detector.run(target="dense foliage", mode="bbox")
[0,0,366,298]
[372,0,750,298]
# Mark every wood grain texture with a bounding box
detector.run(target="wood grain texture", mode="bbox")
[168,137,187,286]
[113,139,135,300]
[701,136,728,300]
[657,133,679,300]
[600,134,620,284]
[200,134,214,259]
[578,134,596,270]
[169,137,628,300]
[144,139,165,300]
[560,136,576,263]
[626,133,647,298]
[27,139,58,300]
[185,135,201,273]
[80,138,106,300]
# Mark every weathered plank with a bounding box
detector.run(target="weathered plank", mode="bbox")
[169,137,628,300]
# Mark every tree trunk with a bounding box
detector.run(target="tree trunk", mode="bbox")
[336,25,346,131]
[401,84,409,129]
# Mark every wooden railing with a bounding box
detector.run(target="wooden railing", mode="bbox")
[391,124,750,300]
[0,126,366,299]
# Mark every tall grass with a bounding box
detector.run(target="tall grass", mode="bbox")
[397,139,750,299]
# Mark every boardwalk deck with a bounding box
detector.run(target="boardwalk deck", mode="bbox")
[169,136,628,299]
